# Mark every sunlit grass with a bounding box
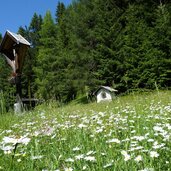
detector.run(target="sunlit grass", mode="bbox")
[0,90,171,170]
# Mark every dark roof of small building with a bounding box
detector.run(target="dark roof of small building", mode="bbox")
[94,86,118,95]
[0,30,30,60]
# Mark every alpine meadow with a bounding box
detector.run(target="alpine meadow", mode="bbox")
[0,91,171,170]
[0,0,171,170]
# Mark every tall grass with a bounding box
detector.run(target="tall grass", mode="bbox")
[0,90,170,170]
[0,91,6,115]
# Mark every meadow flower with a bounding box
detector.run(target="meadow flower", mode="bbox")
[78,123,87,128]
[131,130,136,133]
[5,130,12,133]
[86,151,95,155]
[97,120,103,125]
[101,152,106,156]
[129,146,144,152]
[65,158,74,162]
[153,142,165,149]
[75,154,84,160]
[106,138,120,144]
[95,128,103,133]
[149,151,159,158]
[134,155,143,162]
[121,150,131,161]
[103,160,114,168]
[72,147,81,151]
[165,123,171,130]
[153,126,163,132]
[17,137,31,145]
[147,139,154,142]
[31,155,44,160]
[84,156,96,162]
[64,167,73,171]
[2,137,18,144]
[4,150,12,154]
[82,166,87,170]
[131,136,145,141]
[17,159,21,162]
[2,136,30,145]
[139,168,154,171]
[1,145,14,152]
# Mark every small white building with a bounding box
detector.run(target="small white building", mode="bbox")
[95,86,117,103]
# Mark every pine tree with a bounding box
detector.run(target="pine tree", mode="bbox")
[35,11,57,99]
[55,2,66,24]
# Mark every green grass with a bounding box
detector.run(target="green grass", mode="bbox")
[0,90,171,171]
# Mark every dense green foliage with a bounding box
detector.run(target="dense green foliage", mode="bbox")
[0,0,171,108]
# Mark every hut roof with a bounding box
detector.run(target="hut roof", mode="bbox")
[94,86,118,95]
[0,30,30,60]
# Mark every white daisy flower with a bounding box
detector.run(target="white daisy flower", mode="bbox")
[64,167,73,171]
[121,150,131,161]
[134,155,143,162]
[149,151,159,158]
[84,156,96,162]
[106,138,120,144]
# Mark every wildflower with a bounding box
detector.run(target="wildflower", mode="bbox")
[51,134,56,139]
[2,136,30,145]
[95,128,103,133]
[131,130,136,133]
[129,146,144,152]
[4,150,12,154]
[153,143,165,149]
[1,145,14,151]
[84,156,96,162]
[101,152,106,156]
[75,154,84,160]
[17,137,31,145]
[82,166,87,170]
[43,127,54,136]
[17,159,21,162]
[78,124,87,128]
[121,150,131,161]
[65,158,74,162]
[153,126,163,132]
[134,155,143,162]
[86,151,95,155]
[2,137,17,144]
[64,167,73,171]
[147,139,154,142]
[31,155,44,160]
[132,136,145,141]
[103,160,114,168]
[72,147,81,151]
[139,168,154,171]
[106,138,121,144]
[149,151,159,158]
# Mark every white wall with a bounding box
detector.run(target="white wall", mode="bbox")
[96,89,112,103]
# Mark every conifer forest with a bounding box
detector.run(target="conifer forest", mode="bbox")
[0,0,171,109]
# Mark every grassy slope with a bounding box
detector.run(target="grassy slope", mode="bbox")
[0,90,170,170]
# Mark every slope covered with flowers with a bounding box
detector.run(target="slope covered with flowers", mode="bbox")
[0,91,171,170]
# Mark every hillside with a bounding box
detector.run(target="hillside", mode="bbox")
[0,90,170,170]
